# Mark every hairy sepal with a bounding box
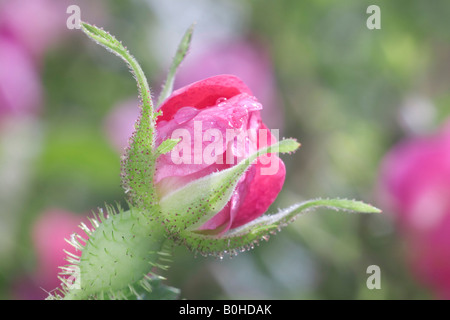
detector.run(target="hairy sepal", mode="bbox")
[159,138,300,235]
[80,21,159,211]
[156,138,181,157]
[156,23,195,107]
[51,205,172,300]
[181,198,381,257]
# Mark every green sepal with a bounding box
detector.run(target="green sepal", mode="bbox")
[156,138,182,157]
[180,198,381,257]
[80,21,158,210]
[81,22,123,53]
[159,138,300,235]
[80,22,154,118]
[156,23,195,107]
[50,205,173,300]
[132,278,181,300]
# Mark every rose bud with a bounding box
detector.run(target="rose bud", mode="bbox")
[54,20,380,300]
[155,74,286,235]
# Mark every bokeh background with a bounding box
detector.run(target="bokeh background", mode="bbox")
[1,0,450,300]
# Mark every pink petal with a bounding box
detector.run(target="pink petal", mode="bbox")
[156,74,253,123]
[199,157,286,233]
[230,157,286,229]
[155,92,262,188]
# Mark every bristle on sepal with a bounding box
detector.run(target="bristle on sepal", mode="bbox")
[175,197,381,258]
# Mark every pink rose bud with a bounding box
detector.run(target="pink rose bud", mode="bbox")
[154,74,286,234]
[378,120,450,299]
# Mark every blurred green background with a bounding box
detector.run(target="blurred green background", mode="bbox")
[1,0,450,300]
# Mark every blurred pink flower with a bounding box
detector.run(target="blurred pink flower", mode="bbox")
[174,40,283,131]
[378,120,450,299]
[0,0,64,60]
[12,209,86,300]
[0,0,65,122]
[104,99,140,153]
[0,36,42,119]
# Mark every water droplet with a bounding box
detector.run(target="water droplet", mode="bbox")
[216,97,227,105]
[228,107,248,129]
[174,107,199,124]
